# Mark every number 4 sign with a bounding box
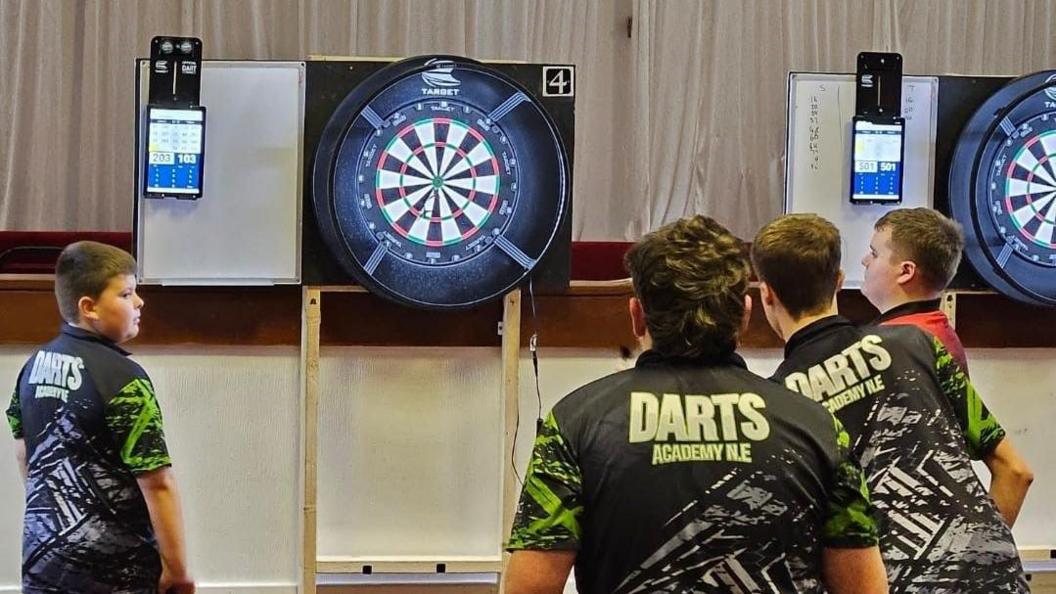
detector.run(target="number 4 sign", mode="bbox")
[542,66,575,97]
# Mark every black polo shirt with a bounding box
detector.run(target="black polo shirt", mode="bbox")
[6,324,171,593]
[508,349,879,594]
[772,316,1026,593]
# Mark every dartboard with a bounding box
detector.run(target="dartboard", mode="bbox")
[312,56,569,309]
[949,70,1056,306]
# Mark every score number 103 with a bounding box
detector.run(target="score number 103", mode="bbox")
[148,153,198,165]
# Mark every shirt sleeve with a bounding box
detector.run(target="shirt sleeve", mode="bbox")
[104,376,172,474]
[822,415,880,548]
[507,411,584,551]
[932,336,1005,459]
[6,386,22,439]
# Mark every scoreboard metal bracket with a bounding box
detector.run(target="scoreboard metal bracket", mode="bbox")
[148,36,203,107]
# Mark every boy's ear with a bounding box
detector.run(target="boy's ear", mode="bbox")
[78,295,99,322]
[759,281,775,307]
[896,260,917,286]
[629,297,648,339]
[740,293,753,336]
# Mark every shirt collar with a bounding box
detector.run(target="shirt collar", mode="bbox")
[873,299,942,324]
[60,324,131,356]
[635,349,748,370]
[783,315,854,358]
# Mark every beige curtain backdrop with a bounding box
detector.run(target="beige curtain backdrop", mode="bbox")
[1,0,1054,239]
[627,0,1056,239]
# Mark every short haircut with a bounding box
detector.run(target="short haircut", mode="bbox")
[751,214,841,318]
[875,208,964,291]
[54,241,137,323]
[624,215,750,360]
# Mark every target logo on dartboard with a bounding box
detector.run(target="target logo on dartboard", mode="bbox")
[312,56,570,309]
[950,69,1056,306]
[1044,74,1056,102]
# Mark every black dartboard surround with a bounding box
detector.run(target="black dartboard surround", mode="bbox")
[949,70,1056,307]
[312,55,570,309]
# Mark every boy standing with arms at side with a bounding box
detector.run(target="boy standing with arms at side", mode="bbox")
[752,215,1031,593]
[6,241,194,593]
[861,208,970,372]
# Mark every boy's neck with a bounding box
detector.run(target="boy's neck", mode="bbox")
[637,332,654,353]
[70,321,106,339]
[881,288,943,313]
[781,305,839,343]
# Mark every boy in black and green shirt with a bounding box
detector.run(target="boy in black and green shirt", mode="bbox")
[6,241,194,593]
[505,216,888,594]
[752,214,1032,593]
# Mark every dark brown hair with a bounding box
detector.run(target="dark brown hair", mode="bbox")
[751,214,841,318]
[875,208,964,291]
[624,215,750,359]
[54,241,136,323]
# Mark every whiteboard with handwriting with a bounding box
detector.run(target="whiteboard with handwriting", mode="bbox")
[785,74,938,288]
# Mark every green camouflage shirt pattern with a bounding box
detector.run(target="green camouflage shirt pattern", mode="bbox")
[509,350,879,594]
[10,325,171,591]
[106,378,172,473]
[773,317,1027,593]
[508,412,583,550]
[932,337,1005,458]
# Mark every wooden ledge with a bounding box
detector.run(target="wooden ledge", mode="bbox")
[1,277,1054,349]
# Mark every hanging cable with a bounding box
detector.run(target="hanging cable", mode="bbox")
[511,277,544,488]
[529,277,543,431]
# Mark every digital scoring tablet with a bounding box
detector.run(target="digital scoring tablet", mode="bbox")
[143,105,206,199]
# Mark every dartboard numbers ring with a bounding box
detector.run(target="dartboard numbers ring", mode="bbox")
[312,56,570,309]
[949,70,1056,306]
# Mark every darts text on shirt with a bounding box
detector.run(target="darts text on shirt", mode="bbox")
[26,350,85,403]
[784,334,892,413]
[629,392,771,465]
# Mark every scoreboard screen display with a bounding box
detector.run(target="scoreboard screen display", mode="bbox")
[144,106,206,198]
[850,116,905,204]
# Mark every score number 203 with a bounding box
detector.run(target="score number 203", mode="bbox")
[148,153,198,165]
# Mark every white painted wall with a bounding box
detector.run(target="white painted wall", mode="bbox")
[962,349,1056,551]
[316,348,503,559]
[0,344,1052,591]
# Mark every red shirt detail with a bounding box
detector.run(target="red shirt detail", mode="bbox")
[881,310,970,375]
